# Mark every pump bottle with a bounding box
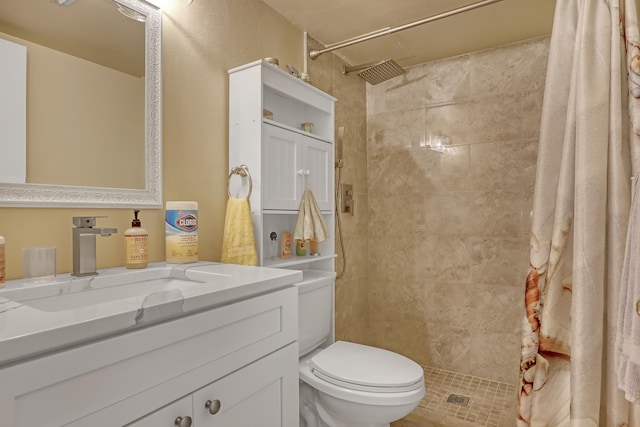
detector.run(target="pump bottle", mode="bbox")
[125,210,149,269]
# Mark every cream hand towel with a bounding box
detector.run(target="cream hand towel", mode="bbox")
[615,172,640,403]
[294,188,328,242]
[220,197,258,266]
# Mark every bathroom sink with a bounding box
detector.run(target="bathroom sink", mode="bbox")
[0,262,303,367]
[0,267,222,313]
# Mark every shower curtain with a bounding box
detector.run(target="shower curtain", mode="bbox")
[517,0,640,425]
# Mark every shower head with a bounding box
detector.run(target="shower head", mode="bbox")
[343,59,406,85]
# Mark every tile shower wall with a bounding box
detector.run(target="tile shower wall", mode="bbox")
[306,37,370,343]
[365,37,549,384]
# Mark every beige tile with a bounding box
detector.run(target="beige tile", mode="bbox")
[383,317,430,366]
[468,237,530,287]
[384,54,471,112]
[469,36,549,98]
[424,192,477,237]
[306,36,333,95]
[466,284,523,335]
[469,332,522,384]
[368,193,429,235]
[368,109,425,159]
[424,326,471,373]
[522,90,545,139]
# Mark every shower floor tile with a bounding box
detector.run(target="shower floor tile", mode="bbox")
[392,366,517,427]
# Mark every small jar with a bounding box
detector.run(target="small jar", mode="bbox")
[295,240,307,256]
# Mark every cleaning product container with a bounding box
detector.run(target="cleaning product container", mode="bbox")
[165,201,198,263]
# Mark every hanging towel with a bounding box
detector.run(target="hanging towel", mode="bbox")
[220,197,258,266]
[615,171,640,404]
[294,188,328,242]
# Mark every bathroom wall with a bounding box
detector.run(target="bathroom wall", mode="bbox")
[0,0,303,279]
[305,38,370,343]
[364,37,549,383]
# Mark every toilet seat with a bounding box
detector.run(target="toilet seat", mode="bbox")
[299,341,426,407]
[309,341,424,393]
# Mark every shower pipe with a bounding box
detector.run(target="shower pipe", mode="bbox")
[308,0,503,60]
[335,127,347,280]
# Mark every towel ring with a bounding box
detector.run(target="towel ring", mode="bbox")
[228,164,252,198]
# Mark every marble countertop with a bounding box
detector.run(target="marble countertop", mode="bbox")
[0,262,302,367]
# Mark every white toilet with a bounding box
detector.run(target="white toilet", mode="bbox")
[295,270,425,427]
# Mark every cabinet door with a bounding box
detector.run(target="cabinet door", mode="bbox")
[302,135,332,211]
[193,343,299,427]
[263,124,302,210]
[127,395,193,427]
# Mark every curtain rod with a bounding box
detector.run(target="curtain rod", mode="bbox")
[308,0,504,60]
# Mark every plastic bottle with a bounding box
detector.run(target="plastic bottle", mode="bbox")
[165,201,198,263]
[0,235,5,287]
[280,231,292,259]
[125,210,149,269]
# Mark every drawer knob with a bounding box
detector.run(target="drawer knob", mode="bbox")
[205,399,222,415]
[174,416,192,427]
[637,299,640,317]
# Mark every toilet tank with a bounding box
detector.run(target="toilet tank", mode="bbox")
[294,270,336,357]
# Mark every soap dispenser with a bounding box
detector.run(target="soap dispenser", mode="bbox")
[125,210,149,269]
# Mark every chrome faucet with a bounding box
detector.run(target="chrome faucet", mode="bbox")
[72,216,117,277]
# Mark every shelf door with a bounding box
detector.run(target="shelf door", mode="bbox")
[303,135,332,212]
[263,124,302,210]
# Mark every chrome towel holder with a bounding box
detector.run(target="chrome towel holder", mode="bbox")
[228,164,252,198]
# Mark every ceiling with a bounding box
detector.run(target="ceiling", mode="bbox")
[0,0,556,76]
[261,0,557,68]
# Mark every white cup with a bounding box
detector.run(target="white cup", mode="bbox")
[22,246,56,283]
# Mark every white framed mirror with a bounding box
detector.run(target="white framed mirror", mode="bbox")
[0,0,162,208]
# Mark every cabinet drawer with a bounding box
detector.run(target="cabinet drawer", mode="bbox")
[0,287,297,427]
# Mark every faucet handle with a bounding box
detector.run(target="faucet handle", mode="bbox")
[72,216,107,228]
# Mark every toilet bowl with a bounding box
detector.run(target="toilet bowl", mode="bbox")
[299,341,425,427]
[295,271,425,427]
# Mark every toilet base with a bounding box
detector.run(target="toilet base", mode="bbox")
[299,380,402,427]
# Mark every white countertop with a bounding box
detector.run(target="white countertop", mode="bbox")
[0,262,302,367]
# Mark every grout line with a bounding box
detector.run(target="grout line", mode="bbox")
[410,365,517,427]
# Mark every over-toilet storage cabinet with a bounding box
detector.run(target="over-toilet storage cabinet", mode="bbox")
[228,59,336,269]
[0,287,298,426]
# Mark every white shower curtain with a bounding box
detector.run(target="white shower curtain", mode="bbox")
[517,0,640,425]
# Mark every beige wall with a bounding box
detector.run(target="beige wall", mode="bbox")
[0,0,302,279]
[365,37,549,384]
[305,38,370,344]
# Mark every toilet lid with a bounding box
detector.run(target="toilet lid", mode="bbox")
[309,341,424,393]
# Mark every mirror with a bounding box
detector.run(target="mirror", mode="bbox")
[0,0,162,208]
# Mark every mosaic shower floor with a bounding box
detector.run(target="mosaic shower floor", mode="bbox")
[392,366,518,427]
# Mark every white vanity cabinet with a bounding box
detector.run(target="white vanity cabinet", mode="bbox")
[228,60,336,269]
[0,286,299,427]
[130,344,297,427]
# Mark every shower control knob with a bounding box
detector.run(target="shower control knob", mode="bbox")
[205,399,221,415]
[174,416,192,427]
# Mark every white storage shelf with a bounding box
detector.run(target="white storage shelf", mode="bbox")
[229,59,337,271]
[263,86,333,140]
[260,212,334,267]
